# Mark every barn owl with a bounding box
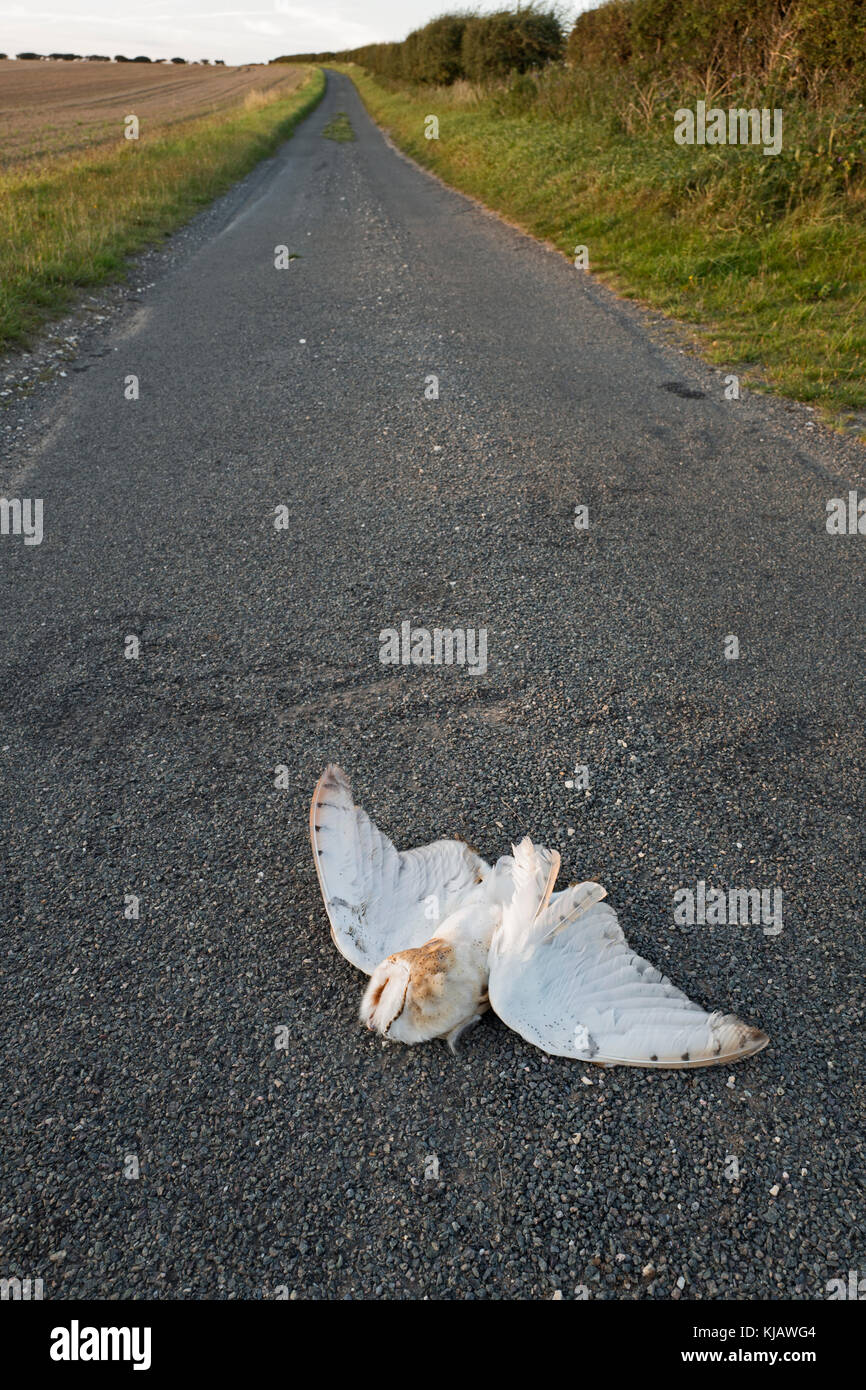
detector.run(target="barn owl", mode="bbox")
[309,765,769,1068]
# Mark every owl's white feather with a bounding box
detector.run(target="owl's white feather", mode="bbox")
[309,764,490,973]
[499,835,561,935]
[488,851,769,1068]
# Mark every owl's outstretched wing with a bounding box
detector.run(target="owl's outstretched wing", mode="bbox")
[488,849,768,1068]
[309,765,491,974]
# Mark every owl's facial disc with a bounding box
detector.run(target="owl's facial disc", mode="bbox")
[360,958,411,1036]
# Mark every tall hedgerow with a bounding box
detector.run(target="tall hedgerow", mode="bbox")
[566,0,866,92]
[274,8,563,87]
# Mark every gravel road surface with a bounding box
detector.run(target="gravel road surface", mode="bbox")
[1,70,863,1300]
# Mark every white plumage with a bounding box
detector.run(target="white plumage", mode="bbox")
[309,766,769,1068]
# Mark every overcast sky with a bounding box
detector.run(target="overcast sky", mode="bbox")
[0,1,596,65]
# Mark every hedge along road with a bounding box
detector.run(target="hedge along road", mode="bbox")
[0,69,863,1301]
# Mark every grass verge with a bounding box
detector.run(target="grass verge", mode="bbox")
[338,63,865,430]
[0,67,325,351]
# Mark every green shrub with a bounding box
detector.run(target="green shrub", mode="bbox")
[461,9,564,84]
[793,0,866,84]
[411,14,469,84]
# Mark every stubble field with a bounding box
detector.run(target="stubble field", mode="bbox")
[0,58,307,167]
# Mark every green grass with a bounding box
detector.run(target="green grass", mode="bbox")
[0,67,325,351]
[322,110,356,142]
[338,64,866,429]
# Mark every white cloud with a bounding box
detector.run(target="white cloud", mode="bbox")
[242,20,282,37]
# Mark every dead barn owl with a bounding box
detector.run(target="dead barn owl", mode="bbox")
[309,766,769,1068]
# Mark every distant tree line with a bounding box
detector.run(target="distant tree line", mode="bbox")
[12,52,226,64]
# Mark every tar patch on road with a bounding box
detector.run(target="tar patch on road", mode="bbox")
[660,380,707,399]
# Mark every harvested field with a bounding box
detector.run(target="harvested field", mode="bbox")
[0,58,307,167]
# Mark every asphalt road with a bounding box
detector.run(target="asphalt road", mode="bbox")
[1,70,864,1301]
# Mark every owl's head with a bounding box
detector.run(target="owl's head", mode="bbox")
[360,938,462,1044]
